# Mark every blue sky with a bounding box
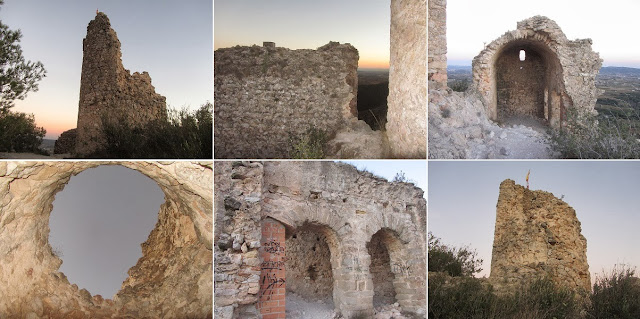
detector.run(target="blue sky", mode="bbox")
[2,0,212,139]
[214,0,390,69]
[429,161,640,281]
[447,0,640,67]
[48,165,164,298]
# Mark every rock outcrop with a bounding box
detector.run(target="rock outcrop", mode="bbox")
[0,161,212,318]
[490,179,590,294]
[75,12,167,157]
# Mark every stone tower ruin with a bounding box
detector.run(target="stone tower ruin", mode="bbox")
[491,179,591,294]
[472,16,602,128]
[75,12,167,156]
[214,161,427,318]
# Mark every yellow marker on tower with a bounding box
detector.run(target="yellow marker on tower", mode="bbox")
[526,169,530,189]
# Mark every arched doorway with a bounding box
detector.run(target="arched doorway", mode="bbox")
[494,39,566,128]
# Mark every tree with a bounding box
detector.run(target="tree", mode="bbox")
[0,0,46,112]
[428,232,483,277]
[0,110,46,152]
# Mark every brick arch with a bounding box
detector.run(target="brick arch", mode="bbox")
[0,162,212,318]
[258,214,347,318]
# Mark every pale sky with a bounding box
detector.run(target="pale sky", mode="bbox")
[447,0,640,68]
[2,0,212,139]
[429,161,640,283]
[214,0,391,69]
[48,165,164,298]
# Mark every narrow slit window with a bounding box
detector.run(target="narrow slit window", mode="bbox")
[519,50,526,61]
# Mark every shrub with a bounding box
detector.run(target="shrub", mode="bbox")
[429,272,496,319]
[289,127,327,159]
[0,110,46,152]
[449,79,470,92]
[548,108,640,159]
[88,102,212,159]
[428,275,581,319]
[428,232,483,277]
[589,264,640,319]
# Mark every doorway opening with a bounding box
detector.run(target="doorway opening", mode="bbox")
[367,229,399,307]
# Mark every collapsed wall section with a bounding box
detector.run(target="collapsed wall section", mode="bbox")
[491,179,591,294]
[75,12,167,156]
[472,16,601,128]
[428,0,447,88]
[214,42,358,159]
[386,0,427,158]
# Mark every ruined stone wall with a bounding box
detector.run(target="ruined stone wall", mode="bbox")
[0,161,212,318]
[213,161,427,318]
[214,42,358,159]
[496,48,546,119]
[75,12,167,156]
[387,0,427,158]
[472,16,602,128]
[214,162,264,319]
[491,179,591,294]
[428,0,447,88]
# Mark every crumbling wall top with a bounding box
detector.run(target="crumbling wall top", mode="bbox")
[491,179,591,294]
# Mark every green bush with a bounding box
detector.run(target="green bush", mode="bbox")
[429,272,496,319]
[428,232,483,277]
[88,102,212,159]
[548,108,640,159]
[0,110,46,152]
[589,264,640,319]
[449,79,470,92]
[429,275,580,319]
[289,127,327,159]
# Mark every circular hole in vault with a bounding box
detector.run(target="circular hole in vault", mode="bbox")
[48,165,164,298]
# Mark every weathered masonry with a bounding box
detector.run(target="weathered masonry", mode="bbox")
[491,180,590,294]
[214,42,359,159]
[386,0,427,158]
[214,0,426,159]
[214,161,427,318]
[472,16,602,128]
[75,12,167,156]
[0,161,212,318]
[427,0,447,89]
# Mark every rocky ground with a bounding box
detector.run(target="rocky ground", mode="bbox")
[428,89,557,159]
[285,293,413,319]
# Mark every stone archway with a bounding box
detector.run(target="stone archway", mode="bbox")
[0,161,212,318]
[472,16,602,129]
[494,38,566,127]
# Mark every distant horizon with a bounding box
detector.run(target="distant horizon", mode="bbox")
[447,61,640,69]
[3,1,212,140]
[215,0,391,70]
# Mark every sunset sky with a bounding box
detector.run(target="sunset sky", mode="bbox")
[214,0,391,69]
[2,1,212,139]
[447,0,640,68]
[429,161,640,283]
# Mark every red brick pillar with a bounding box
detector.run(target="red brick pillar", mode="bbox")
[258,218,286,318]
